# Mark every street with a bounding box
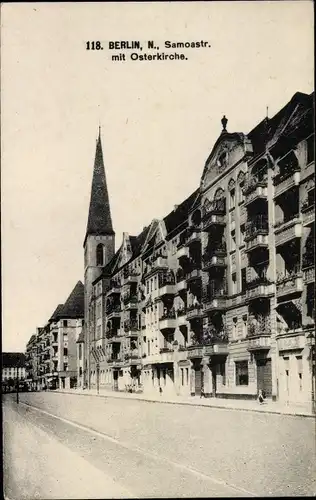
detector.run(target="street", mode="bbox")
[3,392,316,498]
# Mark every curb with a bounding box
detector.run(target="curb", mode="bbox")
[52,390,314,419]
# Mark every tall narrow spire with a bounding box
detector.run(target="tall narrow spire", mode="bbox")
[84,131,114,244]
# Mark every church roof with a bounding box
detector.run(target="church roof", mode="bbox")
[84,131,114,245]
[58,281,84,319]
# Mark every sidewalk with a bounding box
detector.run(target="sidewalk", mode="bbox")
[54,387,315,418]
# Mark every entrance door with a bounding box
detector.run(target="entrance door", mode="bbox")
[113,370,118,391]
[257,358,272,397]
[194,366,202,395]
[212,367,217,397]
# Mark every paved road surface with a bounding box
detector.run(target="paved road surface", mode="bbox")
[3,392,316,498]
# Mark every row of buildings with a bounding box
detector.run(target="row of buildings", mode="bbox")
[25,90,315,408]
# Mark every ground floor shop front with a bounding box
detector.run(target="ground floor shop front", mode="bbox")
[86,336,314,406]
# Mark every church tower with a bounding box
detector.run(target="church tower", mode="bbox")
[83,129,115,387]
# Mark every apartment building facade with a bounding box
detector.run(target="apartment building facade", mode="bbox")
[82,91,314,407]
[25,281,84,390]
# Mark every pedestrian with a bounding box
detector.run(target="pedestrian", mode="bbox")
[258,389,264,404]
[159,386,163,396]
[200,388,206,398]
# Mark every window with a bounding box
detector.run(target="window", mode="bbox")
[232,273,237,295]
[241,269,247,293]
[235,361,249,386]
[186,368,189,385]
[242,315,248,337]
[229,188,236,209]
[63,320,68,327]
[232,316,238,339]
[238,181,244,204]
[64,347,68,356]
[64,364,68,371]
[96,244,104,266]
[146,281,149,294]
[307,189,314,206]
[240,224,245,246]
[79,344,82,359]
[181,369,184,386]
[231,230,236,252]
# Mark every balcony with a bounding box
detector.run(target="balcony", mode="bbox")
[176,245,190,263]
[122,293,138,309]
[273,168,300,198]
[177,308,187,326]
[202,247,227,271]
[106,304,121,319]
[246,319,272,351]
[203,296,227,313]
[202,199,226,231]
[107,357,123,367]
[159,310,177,331]
[123,268,139,284]
[245,278,274,301]
[186,304,203,321]
[243,177,268,206]
[158,348,175,363]
[107,334,123,343]
[176,273,187,293]
[158,273,176,297]
[303,266,315,284]
[245,216,269,252]
[247,335,271,351]
[124,320,139,337]
[187,345,205,359]
[186,228,201,246]
[274,217,302,247]
[106,281,121,296]
[124,352,141,365]
[276,269,303,298]
[301,198,315,226]
[204,332,229,355]
[186,268,202,282]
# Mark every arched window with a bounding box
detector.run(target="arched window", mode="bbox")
[228,178,236,209]
[214,187,225,200]
[96,244,104,266]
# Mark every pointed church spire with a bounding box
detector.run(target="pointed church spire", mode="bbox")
[84,131,114,245]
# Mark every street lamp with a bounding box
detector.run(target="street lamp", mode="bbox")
[96,362,100,395]
[306,332,315,415]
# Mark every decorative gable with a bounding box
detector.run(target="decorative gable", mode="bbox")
[201,132,252,191]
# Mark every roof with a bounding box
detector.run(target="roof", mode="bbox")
[49,304,64,322]
[248,91,314,156]
[163,189,199,237]
[58,281,84,319]
[2,352,26,368]
[84,131,114,245]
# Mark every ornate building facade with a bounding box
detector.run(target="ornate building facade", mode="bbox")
[82,91,314,406]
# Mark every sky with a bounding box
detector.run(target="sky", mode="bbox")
[1,1,314,352]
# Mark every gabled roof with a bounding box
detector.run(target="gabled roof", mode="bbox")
[49,304,64,322]
[163,189,199,237]
[84,131,114,246]
[2,352,26,368]
[58,281,84,319]
[248,91,314,156]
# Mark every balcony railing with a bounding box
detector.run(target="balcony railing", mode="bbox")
[245,216,269,240]
[122,293,138,306]
[123,320,139,333]
[301,198,315,226]
[243,176,268,196]
[177,307,187,317]
[160,309,176,320]
[274,217,302,246]
[202,199,226,218]
[245,277,274,300]
[159,310,177,331]
[186,267,202,282]
[106,303,121,316]
[186,304,203,320]
[247,317,271,338]
[303,265,315,284]
[106,280,121,296]
[276,267,303,297]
